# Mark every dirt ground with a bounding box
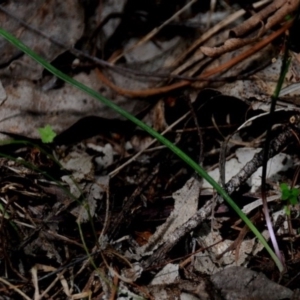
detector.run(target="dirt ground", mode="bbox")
[0,0,300,299]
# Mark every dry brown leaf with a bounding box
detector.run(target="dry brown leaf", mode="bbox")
[230,0,286,37]
[0,69,148,140]
[0,0,84,79]
[200,0,299,58]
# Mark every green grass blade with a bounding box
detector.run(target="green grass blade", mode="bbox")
[0,28,284,272]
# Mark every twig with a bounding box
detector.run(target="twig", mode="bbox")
[0,4,225,83]
[231,0,288,37]
[96,20,292,97]
[0,3,290,98]
[0,277,31,300]
[142,198,213,269]
[201,0,298,57]
[225,126,297,195]
[109,270,119,300]
[110,0,198,64]
[171,0,272,71]
[99,181,111,239]
[186,96,204,165]
[142,123,299,268]
[109,111,191,177]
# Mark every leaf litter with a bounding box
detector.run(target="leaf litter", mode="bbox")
[1,0,300,299]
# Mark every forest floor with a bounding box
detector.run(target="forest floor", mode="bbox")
[0,0,300,299]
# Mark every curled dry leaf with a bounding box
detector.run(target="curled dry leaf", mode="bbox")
[230,0,287,37]
[201,0,298,57]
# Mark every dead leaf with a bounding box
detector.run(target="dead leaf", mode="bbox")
[0,1,84,79]
[138,177,201,255]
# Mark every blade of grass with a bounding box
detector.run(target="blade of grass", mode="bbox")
[0,28,284,272]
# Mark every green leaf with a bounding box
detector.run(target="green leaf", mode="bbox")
[37,125,56,143]
[280,184,299,204]
[280,183,289,200]
[281,189,290,201]
[280,183,289,192]
[290,196,298,206]
[291,188,299,197]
